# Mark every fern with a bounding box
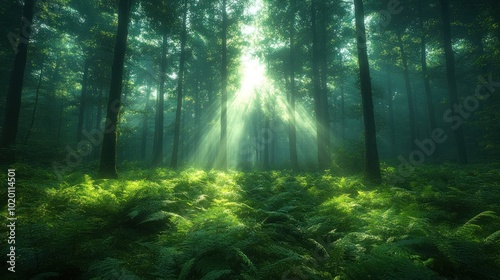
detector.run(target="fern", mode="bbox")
[199,269,233,280]
[84,258,139,280]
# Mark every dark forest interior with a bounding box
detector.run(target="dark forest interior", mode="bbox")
[1,0,500,279]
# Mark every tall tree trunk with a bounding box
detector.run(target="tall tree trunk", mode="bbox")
[439,0,468,163]
[397,32,417,151]
[171,0,189,169]
[2,0,36,149]
[354,0,381,181]
[418,4,438,158]
[386,70,397,158]
[318,0,331,168]
[219,0,228,170]
[24,65,43,144]
[141,83,151,161]
[288,2,299,170]
[194,80,201,164]
[263,115,270,170]
[93,87,104,160]
[311,0,329,169]
[339,61,346,143]
[152,33,168,166]
[76,59,90,142]
[98,0,132,178]
[56,100,64,142]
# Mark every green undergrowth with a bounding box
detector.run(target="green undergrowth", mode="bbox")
[1,163,499,279]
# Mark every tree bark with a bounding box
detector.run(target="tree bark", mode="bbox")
[171,0,189,169]
[2,0,36,148]
[98,0,132,178]
[439,0,468,163]
[354,0,381,181]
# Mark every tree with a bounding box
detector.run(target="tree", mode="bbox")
[2,0,36,149]
[151,33,168,167]
[287,0,299,170]
[418,2,438,157]
[311,0,331,170]
[171,0,189,169]
[439,0,468,163]
[219,0,228,170]
[98,0,133,178]
[354,0,381,181]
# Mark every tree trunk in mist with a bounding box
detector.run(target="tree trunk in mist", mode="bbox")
[76,59,90,142]
[311,0,330,170]
[386,71,397,158]
[339,66,346,143]
[98,0,132,178]
[152,33,168,167]
[397,32,417,152]
[219,0,228,170]
[171,0,188,169]
[418,4,438,158]
[93,88,103,160]
[354,0,381,181]
[2,0,36,149]
[288,3,299,170]
[141,83,151,160]
[24,65,43,144]
[194,80,201,164]
[318,1,331,167]
[439,0,468,163]
[264,116,270,170]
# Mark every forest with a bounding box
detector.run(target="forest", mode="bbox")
[1,0,500,279]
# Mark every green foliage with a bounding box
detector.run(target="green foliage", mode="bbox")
[1,164,499,279]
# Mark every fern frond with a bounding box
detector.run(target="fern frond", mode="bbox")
[200,269,232,280]
[485,229,500,243]
[178,258,196,280]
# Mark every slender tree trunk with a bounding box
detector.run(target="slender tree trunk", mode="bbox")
[339,60,346,143]
[263,115,270,170]
[318,1,331,168]
[311,0,325,169]
[439,0,468,163]
[2,0,36,149]
[171,0,189,169]
[93,87,104,160]
[152,33,168,166]
[386,70,397,158]
[24,65,43,144]
[219,0,228,170]
[194,80,201,164]
[141,83,151,161]
[418,5,438,158]
[56,100,63,142]
[98,0,132,178]
[354,0,381,181]
[288,3,299,170]
[76,59,90,142]
[397,32,417,151]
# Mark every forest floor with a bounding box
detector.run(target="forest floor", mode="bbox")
[1,163,500,279]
